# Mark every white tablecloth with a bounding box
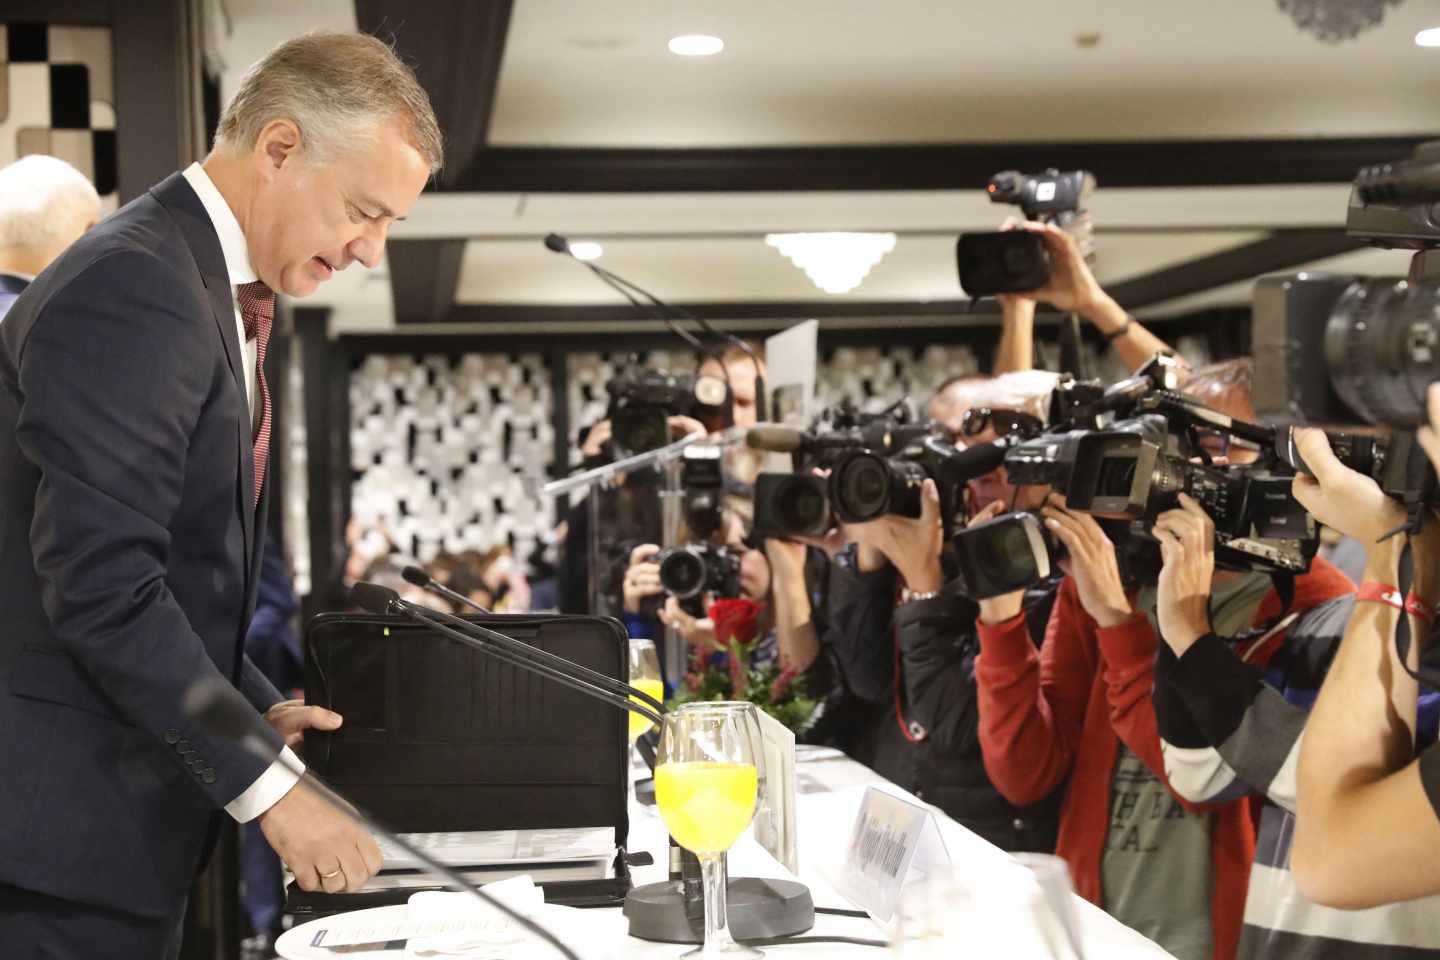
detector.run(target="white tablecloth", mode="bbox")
[277,752,1173,959]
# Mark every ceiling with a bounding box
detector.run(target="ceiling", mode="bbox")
[209,0,1440,332]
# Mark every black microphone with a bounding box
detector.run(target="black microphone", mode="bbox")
[391,571,663,716]
[402,564,492,615]
[543,233,768,421]
[746,421,936,456]
[182,678,580,960]
[350,583,665,726]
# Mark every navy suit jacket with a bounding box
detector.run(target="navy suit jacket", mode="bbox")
[0,173,285,918]
[0,272,28,321]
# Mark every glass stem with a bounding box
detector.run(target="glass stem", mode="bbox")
[700,851,735,952]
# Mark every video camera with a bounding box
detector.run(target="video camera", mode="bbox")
[951,367,1319,598]
[1253,140,1440,431]
[748,401,1008,540]
[956,168,1097,298]
[605,365,730,457]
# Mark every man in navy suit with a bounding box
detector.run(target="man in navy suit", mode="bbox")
[0,155,101,321]
[0,32,441,957]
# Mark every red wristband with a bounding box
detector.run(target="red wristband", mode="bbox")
[1407,592,1438,626]
[1357,581,1404,612]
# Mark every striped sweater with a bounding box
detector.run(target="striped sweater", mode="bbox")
[1154,593,1440,959]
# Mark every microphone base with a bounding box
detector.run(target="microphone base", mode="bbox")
[633,776,656,806]
[623,877,814,944]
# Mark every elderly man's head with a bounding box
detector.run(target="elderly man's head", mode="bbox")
[1181,358,1259,464]
[208,32,442,298]
[0,155,102,276]
[927,370,1059,512]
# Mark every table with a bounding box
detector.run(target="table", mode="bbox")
[277,752,1173,958]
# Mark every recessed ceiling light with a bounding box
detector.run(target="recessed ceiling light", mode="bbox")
[668,34,724,57]
[569,241,603,261]
[1417,27,1440,47]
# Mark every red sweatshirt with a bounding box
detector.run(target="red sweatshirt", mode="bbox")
[975,558,1354,960]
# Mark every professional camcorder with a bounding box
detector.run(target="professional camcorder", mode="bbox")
[749,402,1007,540]
[956,168,1097,297]
[951,368,1319,598]
[1253,140,1440,431]
[605,366,730,457]
[680,444,725,539]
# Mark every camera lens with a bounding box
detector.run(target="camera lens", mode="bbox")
[1002,241,1040,277]
[1095,454,1138,499]
[832,453,893,522]
[779,479,828,530]
[1325,278,1440,428]
[659,548,707,598]
[989,521,1038,583]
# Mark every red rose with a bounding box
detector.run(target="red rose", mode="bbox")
[709,598,761,649]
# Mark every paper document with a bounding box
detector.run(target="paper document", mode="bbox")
[377,826,613,869]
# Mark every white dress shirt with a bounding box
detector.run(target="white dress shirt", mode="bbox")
[181,162,303,823]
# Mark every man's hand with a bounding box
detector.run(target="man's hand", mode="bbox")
[1007,220,1104,316]
[623,543,663,614]
[668,415,707,440]
[841,479,944,593]
[659,596,718,651]
[1153,493,1215,656]
[259,779,382,894]
[1042,495,1133,628]
[1291,428,1406,545]
[971,501,1027,625]
[579,419,612,459]
[1416,382,1440,479]
[264,700,343,748]
[765,537,808,584]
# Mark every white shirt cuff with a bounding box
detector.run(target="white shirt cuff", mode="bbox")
[225,745,304,823]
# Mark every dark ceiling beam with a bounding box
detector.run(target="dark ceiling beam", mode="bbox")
[356,0,513,322]
[1107,228,1368,311]
[454,135,1435,193]
[442,298,994,326]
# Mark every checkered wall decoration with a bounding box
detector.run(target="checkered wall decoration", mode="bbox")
[348,353,555,566]
[0,21,118,212]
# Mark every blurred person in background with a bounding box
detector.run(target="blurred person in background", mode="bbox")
[0,155,102,321]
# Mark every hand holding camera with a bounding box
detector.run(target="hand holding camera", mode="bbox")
[1153,493,1215,657]
[1041,494,1133,628]
[1289,429,1407,546]
[622,543,663,615]
[841,478,944,594]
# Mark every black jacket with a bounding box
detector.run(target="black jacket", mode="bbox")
[827,546,1063,853]
[0,173,284,919]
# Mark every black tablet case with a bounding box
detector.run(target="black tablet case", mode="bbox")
[285,611,635,915]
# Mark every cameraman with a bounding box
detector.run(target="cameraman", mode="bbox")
[972,360,1353,960]
[827,374,1064,852]
[1286,406,1440,910]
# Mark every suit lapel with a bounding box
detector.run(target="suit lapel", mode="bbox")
[149,173,257,581]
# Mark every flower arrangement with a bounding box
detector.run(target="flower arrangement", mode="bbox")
[668,597,820,735]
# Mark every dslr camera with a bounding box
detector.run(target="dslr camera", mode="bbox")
[605,365,730,457]
[956,168,1097,298]
[655,543,742,617]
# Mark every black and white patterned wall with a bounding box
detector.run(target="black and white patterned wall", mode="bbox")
[349,353,555,565]
[0,22,118,210]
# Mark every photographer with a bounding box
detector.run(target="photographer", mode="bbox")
[973,362,1353,960]
[827,374,1064,852]
[1286,406,1440,910]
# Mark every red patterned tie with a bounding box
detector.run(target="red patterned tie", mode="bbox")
[236,281,273,509]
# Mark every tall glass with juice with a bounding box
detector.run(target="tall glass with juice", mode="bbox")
[655,701,765,958]
[628,638,663,742]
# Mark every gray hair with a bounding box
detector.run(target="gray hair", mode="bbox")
[0,154,102,253]
[215,31,443,174]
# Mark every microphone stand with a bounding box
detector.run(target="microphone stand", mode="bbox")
[183,681,581,960]
[350,583,815,945]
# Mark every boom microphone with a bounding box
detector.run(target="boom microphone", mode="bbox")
[402,564,492,615]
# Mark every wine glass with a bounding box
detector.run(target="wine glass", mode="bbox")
[656,702,765,958]
[628,638,664,742]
